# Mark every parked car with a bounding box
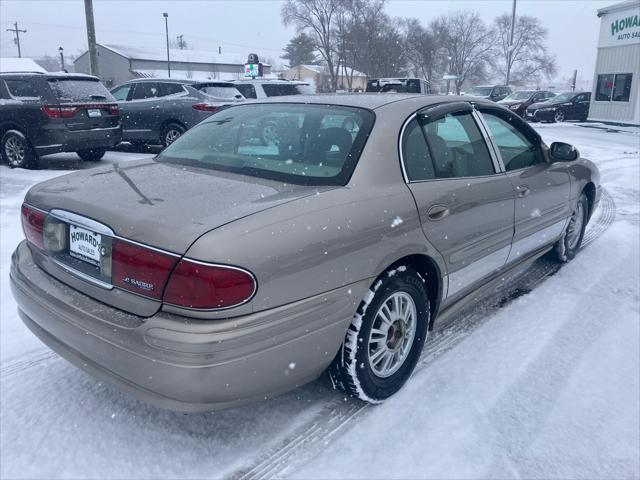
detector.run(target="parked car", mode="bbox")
[232,79,313,99]
[526,91,591,123]
[0,72,121,168]
[465,85,512,102]
[498,90,556,117]
[366,78,430,94]
[11,95,601,412]
[110,78,244,147]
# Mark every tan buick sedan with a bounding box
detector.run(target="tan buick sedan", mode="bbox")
[11,95,601,411]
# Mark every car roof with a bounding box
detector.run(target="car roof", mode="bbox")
[233,78,309,85]
[122,78,234,85]
[0,72,99,81]
[242,93,497,111]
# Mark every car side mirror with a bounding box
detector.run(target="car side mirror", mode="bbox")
[550,142,579,162]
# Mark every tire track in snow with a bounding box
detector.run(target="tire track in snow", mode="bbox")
[0,350,58,378]
[228,188,616,480]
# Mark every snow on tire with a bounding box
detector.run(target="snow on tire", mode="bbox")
[330,266,430,402]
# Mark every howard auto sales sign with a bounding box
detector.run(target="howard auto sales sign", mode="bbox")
[600,5,640,47]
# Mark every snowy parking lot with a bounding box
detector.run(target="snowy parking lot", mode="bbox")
[1,123,638,479]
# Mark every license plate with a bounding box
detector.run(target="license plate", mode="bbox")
[87,109,102,118]
[69,225,102,266]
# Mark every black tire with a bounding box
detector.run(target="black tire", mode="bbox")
[553,110,565,123]
[1,129,38,169]
[329,266,430,402]
[161,122,185,148]
[76,147,106,161]
[553,193,588,262]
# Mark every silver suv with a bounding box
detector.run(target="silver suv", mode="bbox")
[232,79,313,99]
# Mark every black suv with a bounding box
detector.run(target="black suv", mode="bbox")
[0,72,121,168]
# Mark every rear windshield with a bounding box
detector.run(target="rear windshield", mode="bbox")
[194,84,243,99]
[262,83,303,97]
[156,103,374,186]
[47,78,113,102]
[467,87,492,96]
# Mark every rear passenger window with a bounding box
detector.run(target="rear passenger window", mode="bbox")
[234,84,257,99]
[481,112,544,171]
[5,79,42,99]
[422,112,495,178]
[131,82,160,100]
[402,119,435,181]
[161,83,185,96]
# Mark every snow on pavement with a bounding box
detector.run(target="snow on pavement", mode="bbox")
[1,125,639,479]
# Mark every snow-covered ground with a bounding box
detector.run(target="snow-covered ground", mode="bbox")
[1,124,638,479]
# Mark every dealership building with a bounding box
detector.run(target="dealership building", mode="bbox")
[589,0,640,126]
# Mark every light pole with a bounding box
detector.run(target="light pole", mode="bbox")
[58,46,65,72]
[506,0,517,86]
[163,12,171,78]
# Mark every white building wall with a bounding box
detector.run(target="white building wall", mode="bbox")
[589,1,640,125]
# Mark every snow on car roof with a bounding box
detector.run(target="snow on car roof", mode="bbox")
[0,57,46,73]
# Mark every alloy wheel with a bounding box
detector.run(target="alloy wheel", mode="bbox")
[5,135,26,167]
[367,291,417,378]
[554,111,565,122]
[566,201,585,250]
[165,129,182,146]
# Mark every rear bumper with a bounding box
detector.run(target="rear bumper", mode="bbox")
[32,125,122,156]
[10,241,361,412]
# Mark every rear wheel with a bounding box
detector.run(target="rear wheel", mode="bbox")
[1,129,37,169]
[76,147,106,161]
[553,110,565,123]
[553,193,588,262]
[161,123,185,148]
[329,267,429,402]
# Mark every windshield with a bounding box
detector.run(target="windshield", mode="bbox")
[549,93,574,104]
[503,91,534,101]
[194,84,243,99]
[47,78,113,102]
[156,103,374,186]
[466,87,492,96]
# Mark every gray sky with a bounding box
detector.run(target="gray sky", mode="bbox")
[1,0,611,87]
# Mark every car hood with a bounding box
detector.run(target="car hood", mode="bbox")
[498,100,525,106]
[25,158,330,253]
[528,101,551,110]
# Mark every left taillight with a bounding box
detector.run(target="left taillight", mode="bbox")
[21,204,46,250]
[111,239,179,300]
[42,104,78,118]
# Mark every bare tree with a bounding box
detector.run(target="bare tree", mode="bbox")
[282,0,342,91]
[493,14,556,87]
[401,18,442,92]
[432,11,494,94]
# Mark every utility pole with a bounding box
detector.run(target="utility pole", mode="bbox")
[6,22,27,58]
[506,0,517,86]
[83,0,99,77]
[571,69,578,92]
[58,46,65,72]
[163,13,171,77]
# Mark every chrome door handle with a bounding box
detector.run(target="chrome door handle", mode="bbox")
[427,205,450,221]
[516,185,530,197]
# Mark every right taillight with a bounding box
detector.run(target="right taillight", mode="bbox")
[21,204,46,250]
[163,259,256,309]
[192,103,223,112]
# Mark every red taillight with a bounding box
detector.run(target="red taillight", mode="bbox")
[21,204,46,250]
[192,103,222,112]
[163,260,256,309]
[111,239,179,300]
[42,104,78,118]
[109,104,119,115]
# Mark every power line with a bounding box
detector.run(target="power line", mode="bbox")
[0,20,284,53]
[5,21,27,57]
